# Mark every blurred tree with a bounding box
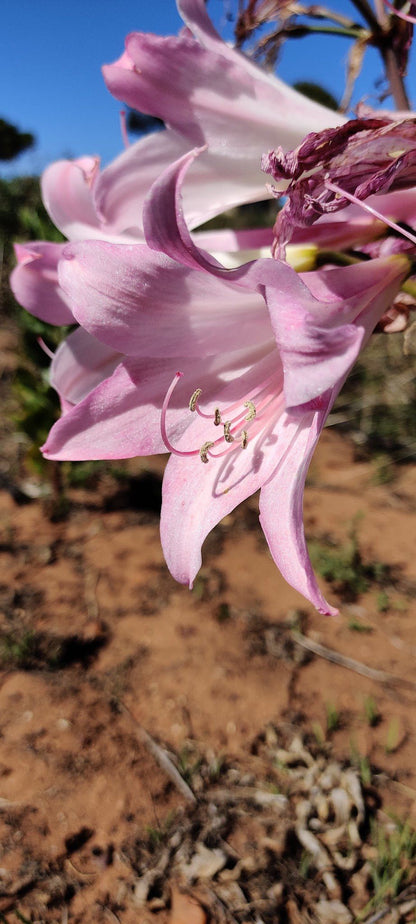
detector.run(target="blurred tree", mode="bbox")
[293,81,339,110]
[0,117,34,161]
[1,176,63,315]
[126,108,164,136]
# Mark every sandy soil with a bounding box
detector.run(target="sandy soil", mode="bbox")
[0,324,416,923]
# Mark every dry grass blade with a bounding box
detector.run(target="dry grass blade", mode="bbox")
[340,34,368,111]
[121,704,197,804]
[291,631,416,688]
[362,885,416,923]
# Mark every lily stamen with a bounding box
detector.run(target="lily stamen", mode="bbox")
[161,371,278,464]
[189,388,202,411]
[244,400,256,421]
[223,421,234,443]
[324,179,416,247]
[199,441,215,463]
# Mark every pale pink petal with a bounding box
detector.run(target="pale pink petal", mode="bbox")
[96,129,272,235]
[42,359,171,460]
[144,147,245,274]
[375,187,416,225]
[160,368,284,586]
[144,150,409,417]
[289,209,386,251]
[50,328,122,406]
[59,240,273,357]
[143,144,369,410]
[143,147,312,290]
[259,395,338,615]
[177,0,223,52]
[161,369,336,614]
[10,242,75,325]
[104,30,273,155]
[269,255,409,408]
[42,351,237,461]
[173,148,274,224]
[41,158,102,240]
[103,20,343,198]
[160,443,269,586]
[93,130,189,237]
[144,147,300,289]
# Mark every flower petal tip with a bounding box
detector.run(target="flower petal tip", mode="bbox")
[14,243,41,266]
[318,603,340,617]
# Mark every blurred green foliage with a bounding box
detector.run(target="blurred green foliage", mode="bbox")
[0,173,67,471]
[293,81,339,111]
[0,117,34,162]
[329,333,416,464]
[1,174,64,314]
[365,818,416,913]
[309,517,390,602]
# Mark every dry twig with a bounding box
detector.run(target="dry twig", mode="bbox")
[291,631,416,688]
[121,704,197,804]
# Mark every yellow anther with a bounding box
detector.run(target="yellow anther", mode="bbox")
[244,400,256,421]
[189,388,202,412]
[241,429,248,449]
[214,408,221,426]
[199,441,214,463]
[223,421,234,443]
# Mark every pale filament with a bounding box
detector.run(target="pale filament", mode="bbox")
[206,387,285,461]
[193,368,280,426]
[192,372,280,451]
[161,372,201,457]
[119,110,130,149]
[37,337,55,360]
[384,0,416,23]
[161,370,280,463]
[324,178,416,247]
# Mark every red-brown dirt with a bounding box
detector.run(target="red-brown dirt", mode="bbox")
[0,324,415,922]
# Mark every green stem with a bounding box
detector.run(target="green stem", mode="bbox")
[373,0,411,109]
[294,23,365,38]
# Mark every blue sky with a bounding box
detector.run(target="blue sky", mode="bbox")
[1,0,414,178]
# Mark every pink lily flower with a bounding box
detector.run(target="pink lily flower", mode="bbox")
[11,0,343,331]
[11,0,343,346]
[11,0,410,615]
[102,0,344,214]
[37,150,410,615]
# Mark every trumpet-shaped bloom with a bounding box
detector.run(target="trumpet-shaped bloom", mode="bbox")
[10,0,410,616]
[37,150,410,615]
[11,0,342,332]
[103,0,344,211]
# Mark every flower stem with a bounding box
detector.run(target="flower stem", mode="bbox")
[373,0,411,109]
